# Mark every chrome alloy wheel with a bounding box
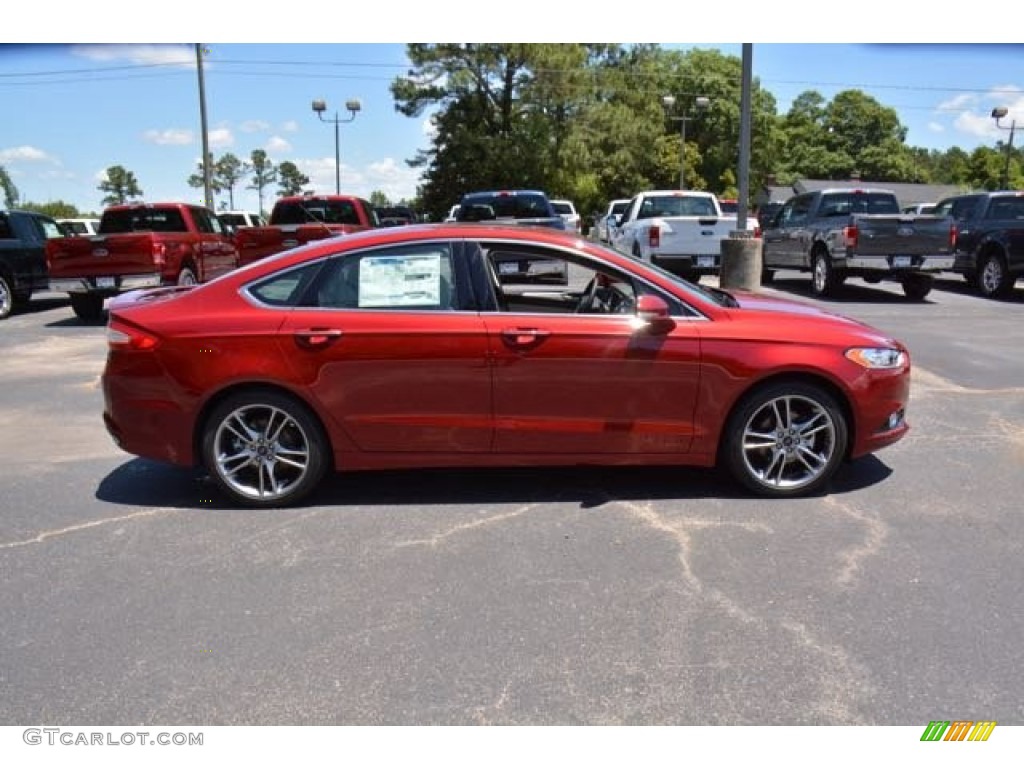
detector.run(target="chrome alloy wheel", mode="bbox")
[213,404,312,501]
[980,257,1004,296]
[739,394,838,491]
[813,255,828,294]
[0,276,11,319]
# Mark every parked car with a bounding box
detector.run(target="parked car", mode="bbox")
[218,210,266,230]
[455,190,565,230]
[902,203,937,215]
[103,223,911,507]
[718,198,738,214]
[0,210,63,319]
[444,205,460,222]
[550,199,581,232]
[761,188,955,300]
[58,218,101,236]
[933,191,1024,298]
[756,201,785,231]
[46,202,239,321]
[375,205,418,227]
[596,199,630,244]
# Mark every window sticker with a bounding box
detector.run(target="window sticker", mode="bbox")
[359,252,443,307]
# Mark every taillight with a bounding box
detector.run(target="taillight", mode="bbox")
[950,224,957,249]
[843,224,858,249]
[107,320,160,351]
[753,224,762,238]
[649,226,660,248]
[152,241,166,267]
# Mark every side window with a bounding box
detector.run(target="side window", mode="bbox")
[790,195,813,224]
[0,214,13,240]
[191,207,216,234]
[951,198,979,221]
[314,244,456,310]
[247,262,325,307]
[479,244,642,316]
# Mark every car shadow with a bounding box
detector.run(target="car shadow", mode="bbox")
[45,313,106,328]
[764,276,935,305]
[930,276,1024,303]
[95,455,894,511]
[12,295,70,316]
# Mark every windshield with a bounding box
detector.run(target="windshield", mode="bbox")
[637,195,718,219]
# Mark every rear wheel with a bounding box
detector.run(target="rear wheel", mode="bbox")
[177,265,198,286]
[811,250,844,297]
[722,381,848,497]
[901,274,933,301]
[761,268,775,285]
[975,252,1013,298]
[0,273,13,320]
[201,389,329,508]
[70,293,105,322]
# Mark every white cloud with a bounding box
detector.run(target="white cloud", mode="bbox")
[71,44,195,68]
[927,122,944,133]
[240,120,271,133]
[281,120,300,133]
[143,129,193,146]
[266,136,292,153]
[0,145,58,164]
[208,128,235,148]
[936,93,975,112]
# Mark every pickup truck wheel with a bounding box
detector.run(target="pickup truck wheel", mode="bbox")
[811,251,843,297]
[177,266,198,286]
[722,381,848,498]
[0,273,13,320]
[975,253,1013,298]
[761,268,775,284]
[901,275,932,301]
[70,293,105,322]
[202,390,329,508]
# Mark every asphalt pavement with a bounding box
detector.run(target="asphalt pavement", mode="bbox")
[1,278,1022,725]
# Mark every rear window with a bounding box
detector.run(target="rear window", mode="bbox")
[818,193,900,217]
[637,195,717,219]
[100,208,188,233]
[610,201,629,216]
[551,202,574,215]
[457,193,552,221]
[272,199,363,226]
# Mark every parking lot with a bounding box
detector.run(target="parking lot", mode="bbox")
[1,274,1023,725]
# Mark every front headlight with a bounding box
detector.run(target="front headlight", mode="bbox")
[845,347,906,369]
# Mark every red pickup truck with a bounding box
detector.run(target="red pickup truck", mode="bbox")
[47,203,239,321]
[233,194,378,266]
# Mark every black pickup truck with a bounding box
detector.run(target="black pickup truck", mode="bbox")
[0,210,64,319]
[933,191,1024,298]
[761,188,956,300]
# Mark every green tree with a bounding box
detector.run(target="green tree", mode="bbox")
[20,200,80,218]
[277,161,310,196]
[98,165,143,206]
[213,153,250,209]
[187,153,225,206]
[369,190,390,207]
[1,165,21,208]
[248,149,277,216]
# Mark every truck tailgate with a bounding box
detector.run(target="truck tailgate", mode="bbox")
[852,215,953,257]
[47,233,160,277]
[657,217,734,256]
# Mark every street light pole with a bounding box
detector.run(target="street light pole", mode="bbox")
[662,95,710,190]
[991,106,1016,190]
[312,98,362,194]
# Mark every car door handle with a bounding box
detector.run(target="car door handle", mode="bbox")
[294,328,344,349]
[501,328,550,347]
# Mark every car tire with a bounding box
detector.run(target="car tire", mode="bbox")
[761,268,775,285]
[811,250,843,297]
[722,380,848,498]
[70,293,105,322]
[201,389,330,508]
[975,252,1013,298]
[901,274,932,301]
[0,273,14,320]
[177,265,198,286]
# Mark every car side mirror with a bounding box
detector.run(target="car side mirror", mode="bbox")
[635,294,674,333]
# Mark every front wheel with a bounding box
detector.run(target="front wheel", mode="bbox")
[722,381,848,497]
[70,293,105,322]
[201,390,329,507]
[177,265,198,286]
[901,274,933,301]
[0,273,14,320]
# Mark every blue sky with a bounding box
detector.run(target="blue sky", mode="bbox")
[1,40,1022,215]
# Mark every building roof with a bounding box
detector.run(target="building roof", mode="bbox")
[758,179,971,208]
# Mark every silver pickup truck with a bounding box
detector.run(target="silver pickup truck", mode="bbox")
[761,188,956,300]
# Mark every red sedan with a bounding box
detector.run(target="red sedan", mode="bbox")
[102,223,911,507]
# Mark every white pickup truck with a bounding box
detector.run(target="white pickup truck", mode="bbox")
[610,190,758,280]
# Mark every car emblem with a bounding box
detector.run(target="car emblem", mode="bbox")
[92,248,109,257]
[897,226,914,237]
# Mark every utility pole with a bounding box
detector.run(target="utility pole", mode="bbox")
[196,44,214,210]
